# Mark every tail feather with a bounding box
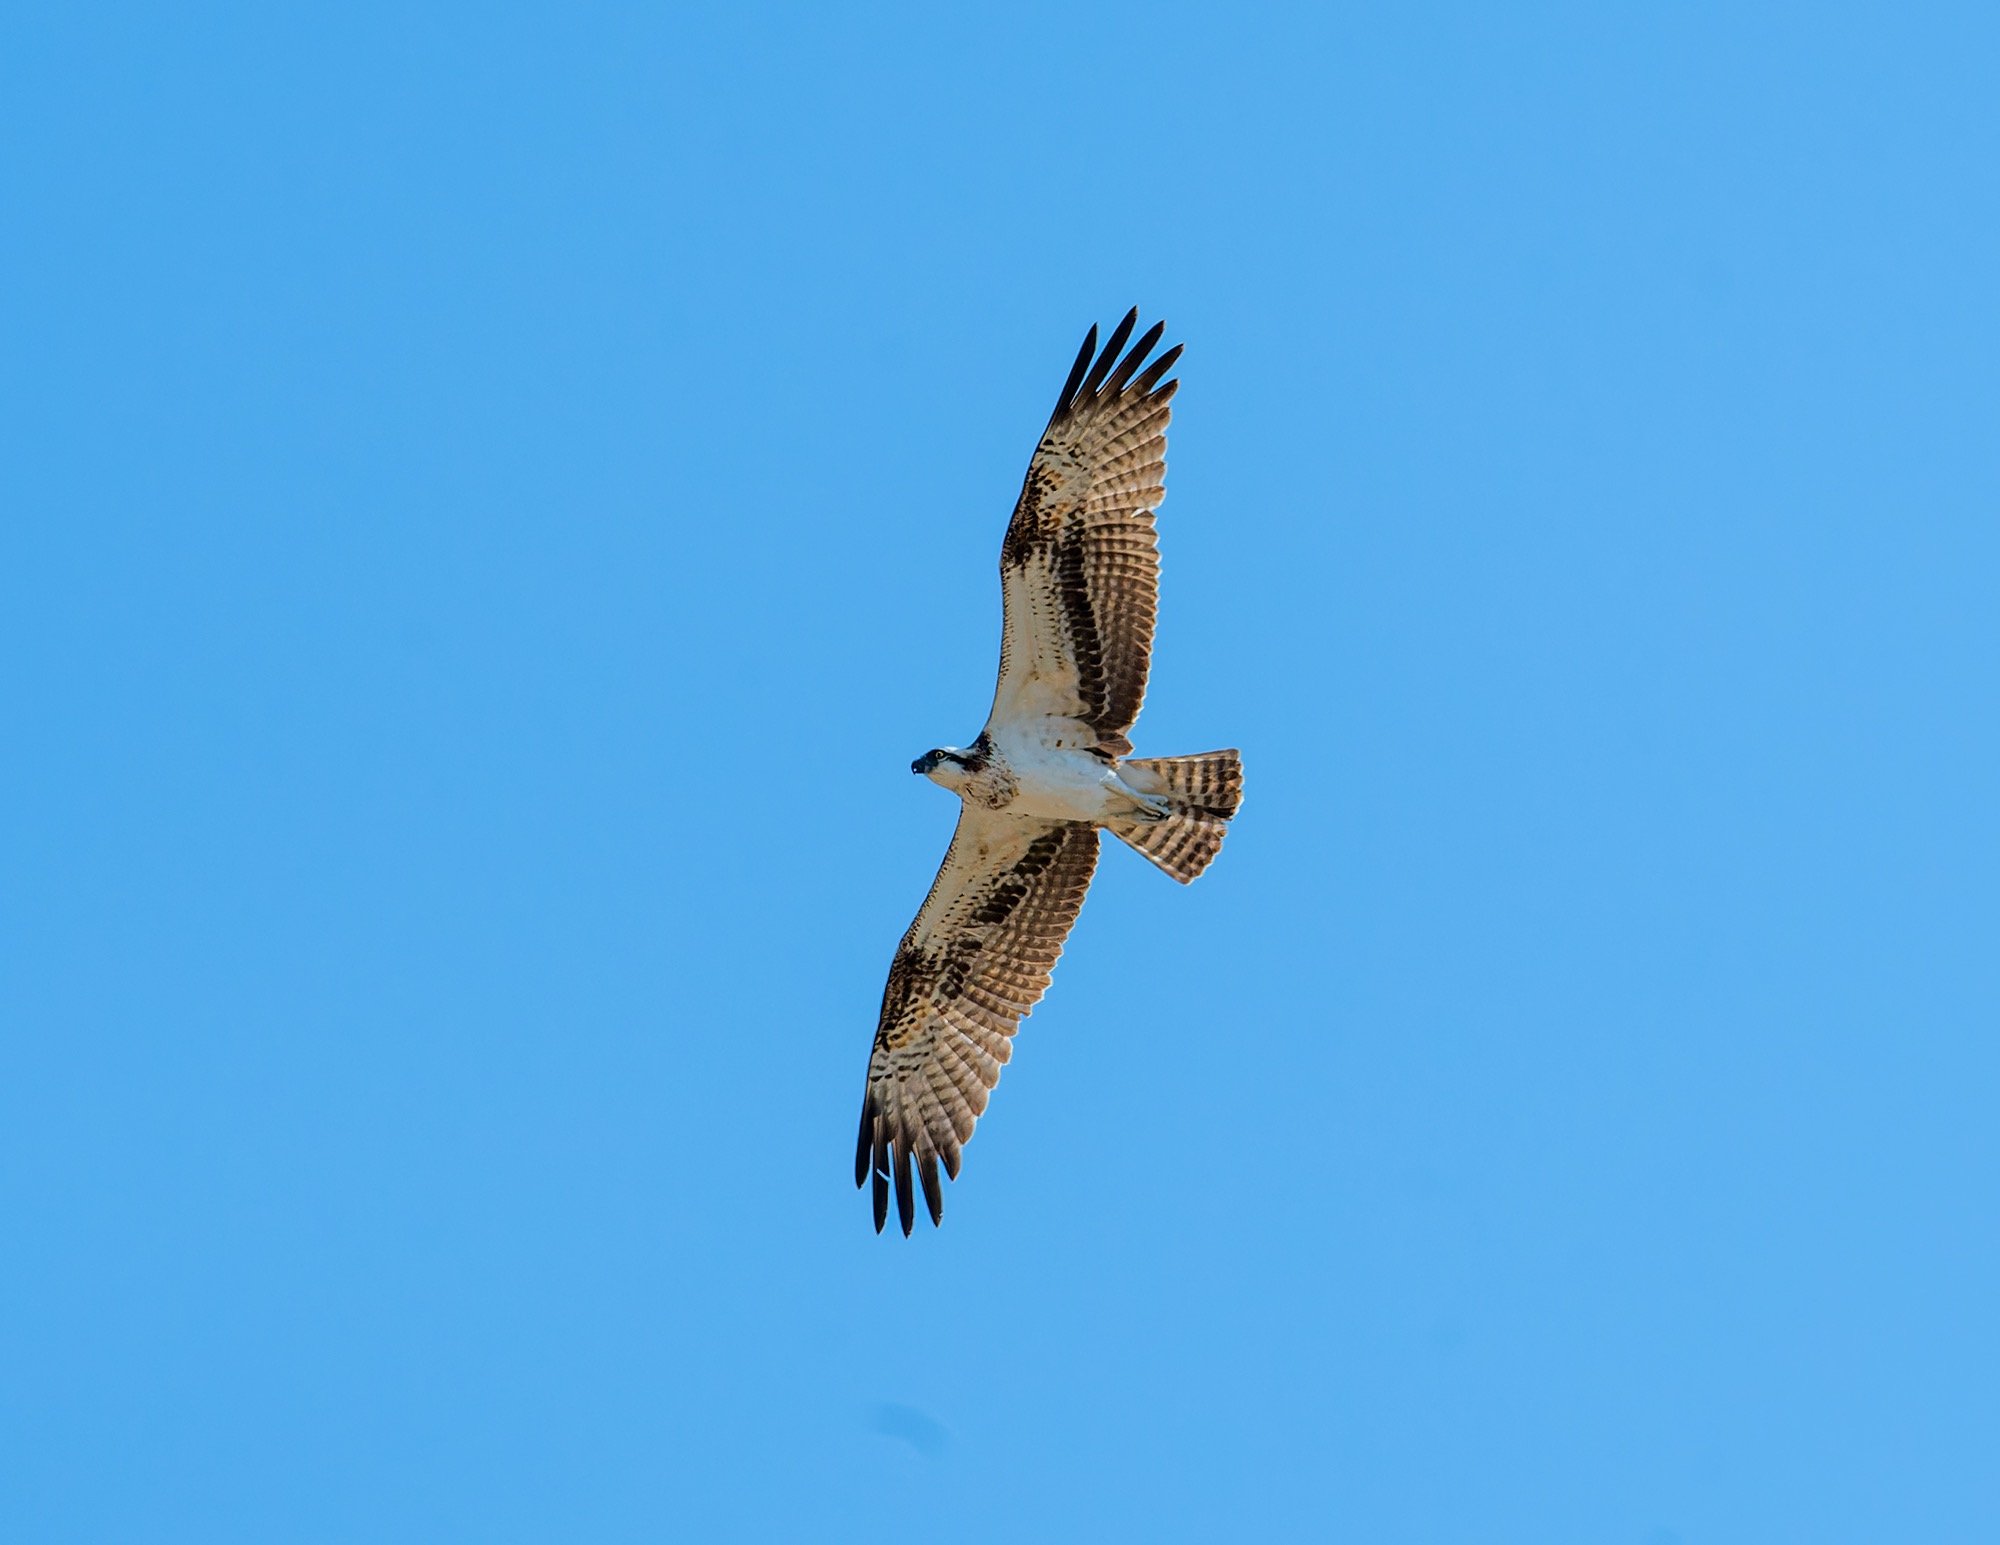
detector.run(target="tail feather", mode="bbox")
[1108,749,1243,883]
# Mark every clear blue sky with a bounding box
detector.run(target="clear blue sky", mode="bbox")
[5,4,1996,1541]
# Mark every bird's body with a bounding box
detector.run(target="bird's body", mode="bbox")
[857,310,1243,1234]
[919,729,1158,825]
[997,735,1150,825]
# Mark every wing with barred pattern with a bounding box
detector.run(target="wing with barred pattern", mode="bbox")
[989,310,1181,755]
[856,811,1099,1234]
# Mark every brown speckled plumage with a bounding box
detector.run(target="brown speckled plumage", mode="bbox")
[856,817,1098,1234]
[856,311,1240,1235]
[991,310,1180,756]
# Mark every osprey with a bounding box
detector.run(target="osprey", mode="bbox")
[855,310,1243,1235]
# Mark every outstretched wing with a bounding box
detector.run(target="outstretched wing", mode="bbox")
[989,309,1181,755]
[856,811,1100,1234]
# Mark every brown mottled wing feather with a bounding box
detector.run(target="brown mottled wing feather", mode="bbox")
[990,309,1181,754]
[856,811,1100,1234]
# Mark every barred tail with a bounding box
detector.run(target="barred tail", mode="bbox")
[1107,749,1244,884]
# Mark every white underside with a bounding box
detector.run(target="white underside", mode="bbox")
[987,724,1152,825]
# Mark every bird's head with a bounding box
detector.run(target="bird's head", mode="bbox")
[912,747,971,790]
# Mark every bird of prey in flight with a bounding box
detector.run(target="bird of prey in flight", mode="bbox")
[855,310,1243,1235]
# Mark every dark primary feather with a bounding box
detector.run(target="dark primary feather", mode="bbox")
[1079,307,1138,397]
[1050,325,1098,420]
[1133,342,1182,396]
[1106,319,1167,394]
[895,1141,915,1237]
[919,1154,944,1226]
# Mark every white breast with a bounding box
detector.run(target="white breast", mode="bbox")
[989,725,1128,824]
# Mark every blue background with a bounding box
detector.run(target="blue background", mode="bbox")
[5,4,1996,1540]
